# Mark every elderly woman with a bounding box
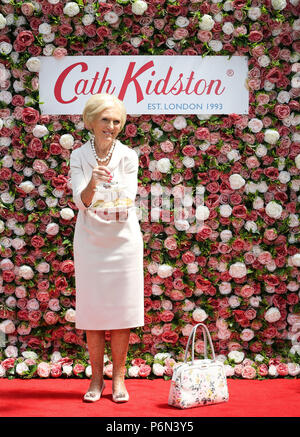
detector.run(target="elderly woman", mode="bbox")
[70,93,144,403]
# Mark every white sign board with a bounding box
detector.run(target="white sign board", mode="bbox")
[38,56,248,115]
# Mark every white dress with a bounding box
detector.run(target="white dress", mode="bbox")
[69,139,144,330]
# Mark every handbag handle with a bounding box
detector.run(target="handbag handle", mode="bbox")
[184,323,216,364]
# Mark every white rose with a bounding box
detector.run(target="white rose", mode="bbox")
[295,154,300,169]
[26,57,41,72]
[265,201,282,219]
[157,158,171,173]
[244,221,258,233]
[192,308,208,322]
[277,90,290,104]
[248,7,261,20]
[175,16,190,27]
[128,365,140,378]
[255,144,267,157]
[174,220,190,231]
[0,319,15,334]
[199,14,215,31]
[271,0,287,10]
[229,262,247,278]
[16,362,29,376]
[0,220,4,233]
[288,363,300,376]
[264,129,280,144]
[219,282,232,295]
[22,351,38,360]
[219,204,232,217]
[63,2,80,17]
[154,352,172,361]
[0,365,6,378]
[173,115,187,130]
[19,181,35,193]
[46,223,59,235]
[152,363,165,376]
[265,307,281,323]
[130,37,142,48]
[62,365,73,376]
[228,296,240,308]
[18,265,34,280]
[220,230,232,242]
[4,345,18,358]
[60,207,75,220]
[104,11,119,24]
[11,238,26,250]
[0,42,12,55]
[195,205,210,221]
[182,156,195,168]
[268,364,278,377]
[85,364,92,378]
[258,55,270,68]
[82,14,95,26]
[186,262,198,274]
[132,0,148,15]
[157,264,173,278]
[32,124,49,138]
[223,1,234,12]
[39,23,52,35]
[229,173,245,190]
[291,253,300,266]
[222,22,234,35]
[59,133,74,150]
[278,170,291,184]
[65,308,76,323]
[0,13,6,30]
[208,40,223,52]
[228,351,245,364]
[248,118,263,133]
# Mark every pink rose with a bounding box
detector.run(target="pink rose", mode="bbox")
[276,363,289,376]
[241,365,257,379]
[37,362,51,378]
[43,311,59,325]
[73,363,85,376]
[51,363,62,378]
[138,364,151,377]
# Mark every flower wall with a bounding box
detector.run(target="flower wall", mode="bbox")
[0,0,300,380]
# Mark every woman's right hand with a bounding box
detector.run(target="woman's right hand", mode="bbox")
[91,165,112,185]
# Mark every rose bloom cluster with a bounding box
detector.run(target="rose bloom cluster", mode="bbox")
[0,0,300,379]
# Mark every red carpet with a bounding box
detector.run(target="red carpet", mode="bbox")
[0,378,299,417]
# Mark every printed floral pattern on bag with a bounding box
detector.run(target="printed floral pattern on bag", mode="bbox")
[168,363,229,409]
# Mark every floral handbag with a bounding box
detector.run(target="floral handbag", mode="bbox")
[168,323,229,409]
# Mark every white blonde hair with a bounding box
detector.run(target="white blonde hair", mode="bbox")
[83,93,127,131]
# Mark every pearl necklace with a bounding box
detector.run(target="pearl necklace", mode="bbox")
[90,135,115,163]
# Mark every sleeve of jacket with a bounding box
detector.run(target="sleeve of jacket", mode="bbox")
[123,149,139,201]
[69,149,89,211]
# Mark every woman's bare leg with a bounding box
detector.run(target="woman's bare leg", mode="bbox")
[110,328,130,396]
[85,330,106,395]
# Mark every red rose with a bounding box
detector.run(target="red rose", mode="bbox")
[258,364,268,377]
[276,363,289,376]
[31,235,45,248]
[43,311,59,325]
[60,260,74,273]
[131,358,146,366]
[51,363,62,378]
[161,330,179,344]
[181,250,195,264]
[2,270,15,282]
[182,145,197,157]
[73,363,85,376]
[21,107,40,125]
[1,358,16,369]
[265,67,282,84]
[160,310,174,322]
[16,30,35,46]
